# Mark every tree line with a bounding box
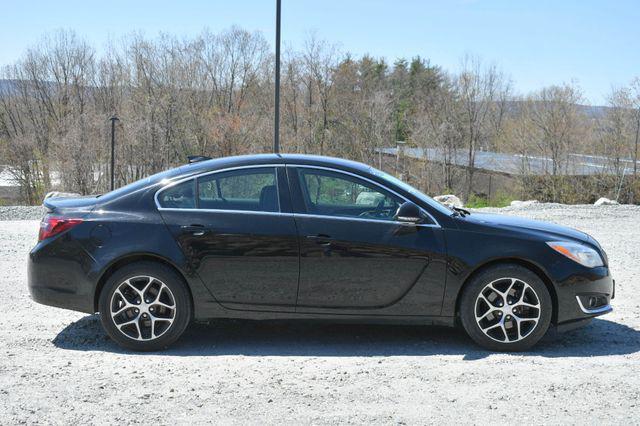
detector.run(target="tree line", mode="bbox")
[0,28,639,205]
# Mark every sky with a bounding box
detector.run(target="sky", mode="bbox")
[0,0,638,105]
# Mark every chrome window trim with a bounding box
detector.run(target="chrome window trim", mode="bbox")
[290,164,441,228]
[158,208,290,217]
[154,162,441,228]
[291,212,438,227]
[155,164,285,212]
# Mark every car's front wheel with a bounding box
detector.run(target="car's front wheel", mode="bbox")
[460,264,552,351]
[98,261,192,351]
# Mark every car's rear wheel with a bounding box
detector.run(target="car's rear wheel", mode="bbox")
[460,264,552,351]
[98,261,192,351]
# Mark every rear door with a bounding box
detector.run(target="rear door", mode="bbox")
[157,166,300,311]
[288,165,446,315]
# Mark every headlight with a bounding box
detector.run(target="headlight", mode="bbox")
[547,241,604,268]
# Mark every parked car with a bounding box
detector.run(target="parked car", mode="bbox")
[28,154,614,351]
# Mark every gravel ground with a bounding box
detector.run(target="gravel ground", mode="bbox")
[0,204,639,424]
[0,206,45,221]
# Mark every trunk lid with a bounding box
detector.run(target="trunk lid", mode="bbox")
[43,195,99,216]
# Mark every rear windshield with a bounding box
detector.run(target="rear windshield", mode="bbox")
[97,166,188,202]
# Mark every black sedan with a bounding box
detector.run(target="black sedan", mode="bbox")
[28,154,614,351]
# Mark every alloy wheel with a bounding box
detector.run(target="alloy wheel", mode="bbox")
[474,277,541,343]
[109,275,176,341]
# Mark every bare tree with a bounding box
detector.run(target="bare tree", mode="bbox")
[455,56,510,200]
[301,35,340,155]
[526,84,586,200]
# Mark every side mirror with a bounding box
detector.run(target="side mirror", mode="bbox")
[394,201,424,224]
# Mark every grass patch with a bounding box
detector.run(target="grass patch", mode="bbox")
[465,194,513,208]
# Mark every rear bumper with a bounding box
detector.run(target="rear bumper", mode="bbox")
[27,237,96,314]
[555,266,614,326]
[28,282,94,313]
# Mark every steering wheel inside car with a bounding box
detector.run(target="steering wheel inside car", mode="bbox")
[358,199,394,219]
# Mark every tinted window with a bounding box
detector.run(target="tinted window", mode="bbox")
[370,167,452,217]
[297,168,401,220]
[158,180,195,209]
[198,167,279,212]
[100,165,189,203]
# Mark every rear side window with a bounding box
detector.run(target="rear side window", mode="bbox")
[158,180,195,209]
[197,167,279,212]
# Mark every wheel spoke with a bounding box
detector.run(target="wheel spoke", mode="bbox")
[155,300,175,309]
[154,283,174,306]
[513,316,538,340]
[488,282,505,297]
[117,315,140,329]
[481,322,508,342]
[134,320,143,340]
[476,308,499,322]
[505,278,517,298]
[152,318,173,338]
[113,305,131,316]
[151,318,158,338]
[515,301,539,309]
[478,293,493,307]
[482,322,501,332]
[518,283,528,302]
[112,290,131,314]
[513,316,523,340]
[123,279,141,297]
[500,323,509,342]
[154,284,165,302]
[114,288,129,303]
[142,277,154,293]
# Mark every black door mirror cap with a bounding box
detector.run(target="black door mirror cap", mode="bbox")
[394,201,425,224]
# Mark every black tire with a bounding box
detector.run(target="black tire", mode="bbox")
[459,264,552,351]
[98,261,192,351]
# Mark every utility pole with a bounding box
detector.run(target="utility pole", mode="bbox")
[273,0,281,153]
[109,115,119,191]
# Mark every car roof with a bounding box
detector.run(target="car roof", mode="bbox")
[98,153,378,203]
[181,153,374,176]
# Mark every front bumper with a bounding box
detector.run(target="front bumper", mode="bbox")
[555,266,614,327]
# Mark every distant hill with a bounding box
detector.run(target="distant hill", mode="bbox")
[577,104,611,119]
[503,100,611,120]
[0,79,614,118]
[0,79,19,93]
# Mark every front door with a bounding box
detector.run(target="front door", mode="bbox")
[157,166,299,311]
[288,166,446,315]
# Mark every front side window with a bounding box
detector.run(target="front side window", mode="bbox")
[197,167,279,212]
[158,180,196,209]
[370,167,452,217]
[297,168,402,221]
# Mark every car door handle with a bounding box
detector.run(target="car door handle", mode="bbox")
[181,224,207,236]
[306,234,333,245]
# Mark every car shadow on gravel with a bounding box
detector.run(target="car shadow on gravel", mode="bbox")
[52,315,640,359]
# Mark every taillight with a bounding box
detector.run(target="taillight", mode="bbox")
[38,216,83,241]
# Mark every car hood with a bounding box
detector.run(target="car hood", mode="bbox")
[461,212,591,244]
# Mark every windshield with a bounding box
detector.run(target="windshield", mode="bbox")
[369,167,454,216]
